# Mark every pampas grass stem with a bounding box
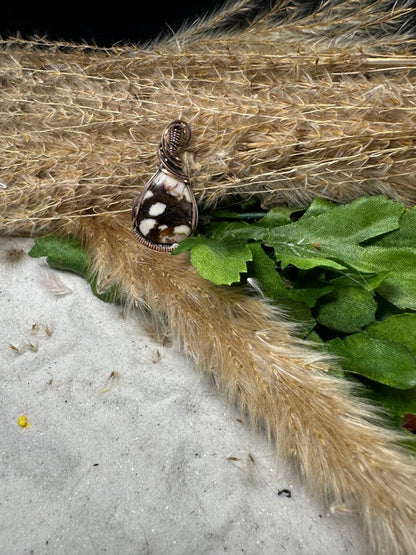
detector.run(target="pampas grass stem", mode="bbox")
[2,2,416,552]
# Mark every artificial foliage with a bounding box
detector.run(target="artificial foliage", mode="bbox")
[2,2,416,553]
[30,195,416,434]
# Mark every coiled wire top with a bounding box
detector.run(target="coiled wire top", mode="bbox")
[157,120,191,181]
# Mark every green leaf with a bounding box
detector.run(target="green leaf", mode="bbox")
[292,196,402,243]
[361,246,416,310]
[314,286,377,333]
[265,196,404,272]
[186,237,253,285]
[257,206,298,227]
[281,302,316,337]
[29,234,116,303]
[279,252,348,272]
[371,205,416,248]
[328,334,416,389]
[173,236,203,254]
[305,330,325,343]
[247,243,315,335]
[247,243,334,310]
[211,221,254,242]
[184,197,406,284]
[29,234,90,276]
[289,285,334,309]
[363,380,416,429]
[301,198,336,219]
[247,242,289,300]
[365,314,416,356]
[327,271,389,292]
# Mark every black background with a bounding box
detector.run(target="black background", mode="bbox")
[3,3,415,48]
[1,1,225,46]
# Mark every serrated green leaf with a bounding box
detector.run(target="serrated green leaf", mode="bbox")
[329,334,416,389]
[365,314,416,356]
[371,205,416,248]
[279,252,348,271]
[314,286,377,333]
[196,196,405,278]
[268,196,403,270]
[187,237,253,285]
[294,196,403,243]
[361,246,416,310]
[210,221,264,245]
[172,236,201,254]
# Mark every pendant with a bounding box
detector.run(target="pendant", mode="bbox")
[132,120,198,252]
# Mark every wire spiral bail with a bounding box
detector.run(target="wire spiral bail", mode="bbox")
[157,120,192,181]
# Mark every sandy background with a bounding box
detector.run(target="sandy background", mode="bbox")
[0,236,367,554]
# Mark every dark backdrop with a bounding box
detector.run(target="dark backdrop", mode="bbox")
[3,2,414,48]
[1,1,224,46]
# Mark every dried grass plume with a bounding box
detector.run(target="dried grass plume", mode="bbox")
[2,1,416,553]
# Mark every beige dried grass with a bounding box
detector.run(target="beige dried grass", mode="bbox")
[2,2,416,553]
[2,0,416,234]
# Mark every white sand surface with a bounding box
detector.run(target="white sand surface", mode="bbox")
[0,236,367,554]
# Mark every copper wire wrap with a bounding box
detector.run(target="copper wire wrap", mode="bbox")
[131,120,197,252]
[157,120,192,182]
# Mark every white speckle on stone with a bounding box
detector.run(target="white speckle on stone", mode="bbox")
[160,224,190,243]
[163,175,185,197]
[158,224,168,231]
[170,181,188,200]
[173,225,191,236]
[143,190,154,200]
[159,173,178,189]
[155,171,193,202]
[183,187,191,202]
[148,202,167,217]
[139,218,157,236]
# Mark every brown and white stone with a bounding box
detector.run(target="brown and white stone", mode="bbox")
[132,169,198,252]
